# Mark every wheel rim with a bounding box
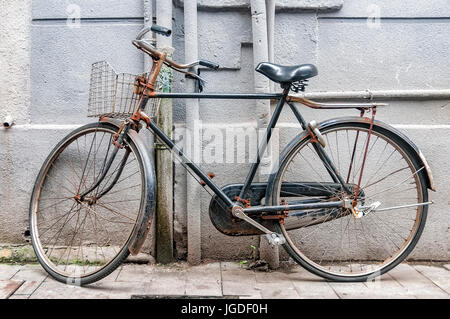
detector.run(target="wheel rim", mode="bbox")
[275,125,425,278]
[31,126,144,280]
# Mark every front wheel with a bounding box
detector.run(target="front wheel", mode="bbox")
[271,120,428,281]
[29,122,150,285]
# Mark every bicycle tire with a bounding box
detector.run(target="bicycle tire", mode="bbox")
[29,122,150,285]
[270,120,428,281]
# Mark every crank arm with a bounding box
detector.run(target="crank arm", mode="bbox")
[232,206,286,245]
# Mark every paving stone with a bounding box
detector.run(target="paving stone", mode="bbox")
[221,263,260,297]
[11,264,48,296]
[221,263,256,282]
[388,264,449,299]
[30,281,110,299]
[255,270,291,283]
[0,280,23,299]
[185,263,222,297]
[326,269,417,299]
[185,279,222,297]
[328,281,408,299]
[285,268,339,299]
[143,275,187,297]
[115,264,157,282]
[222,280,261,297]
[8,262,450,299]
[11,264,48,282]
[363,274,416,299]
[255,281,300,299]
[0,264,23,280]
[116,263,188,282]
[13,280,41,295]
[413,265,450,295]
[185,262,222,280]
[93,281,148,299]
[443,264,450,271]
[249,266,302,299]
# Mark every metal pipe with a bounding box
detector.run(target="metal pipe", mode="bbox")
[296,89,450,101]
[251,0,279,268]
[142,0,157,263]
[3,115,14,128]
[266,0,275,93]
[143,0,153,72]
[184,0,202,265]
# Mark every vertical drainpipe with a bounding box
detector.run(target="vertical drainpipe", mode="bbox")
[184,0,202,265]
[266,0,275,92]
[265,1,279,269]
[143,0,157,261]
[250,0,279,269]
[155,0,174,263]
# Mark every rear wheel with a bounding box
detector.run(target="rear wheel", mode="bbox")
[272,121,428,281]
[30,122,148,285]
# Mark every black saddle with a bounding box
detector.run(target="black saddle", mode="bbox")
[255,62,318,84]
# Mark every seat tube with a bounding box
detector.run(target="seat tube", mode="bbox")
[238,87,290,199]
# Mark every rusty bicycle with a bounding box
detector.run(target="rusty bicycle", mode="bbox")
[29,25,434,285]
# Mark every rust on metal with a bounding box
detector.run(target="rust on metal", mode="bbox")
[287,96,321,108]
[200,172,215,186]
[306,127,319,144]
[234,196,251,208]
[111,122,127,148]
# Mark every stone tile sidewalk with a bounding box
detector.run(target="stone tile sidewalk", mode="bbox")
[1,262,449,299]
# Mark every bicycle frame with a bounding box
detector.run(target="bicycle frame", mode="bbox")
[91,39,386,219]
[139,89,377,217]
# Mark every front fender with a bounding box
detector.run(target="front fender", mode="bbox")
[265,116,435,205]
[100,118,157,255]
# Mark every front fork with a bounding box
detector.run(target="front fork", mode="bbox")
[76,120,132,203]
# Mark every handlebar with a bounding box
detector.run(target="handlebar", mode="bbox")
[133,25,220,72]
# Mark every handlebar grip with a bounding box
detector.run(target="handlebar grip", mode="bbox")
[151,25,172,37]
[199,59,220,70]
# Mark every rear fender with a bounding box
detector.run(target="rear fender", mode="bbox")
[322,117,435,191]
[265,117,435,206]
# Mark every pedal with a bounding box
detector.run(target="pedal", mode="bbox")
[231,206,286,246]
[265,233,286,246]
[308,120,326,147]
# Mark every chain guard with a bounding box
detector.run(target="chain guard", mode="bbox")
[208,183,276,236]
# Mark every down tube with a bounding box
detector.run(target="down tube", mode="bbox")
[147,120,235,208]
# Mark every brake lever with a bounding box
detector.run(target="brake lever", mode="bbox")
[185,71,206,92]
[196,69,205,92]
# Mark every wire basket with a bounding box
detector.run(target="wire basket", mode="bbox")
[87,61,171,120]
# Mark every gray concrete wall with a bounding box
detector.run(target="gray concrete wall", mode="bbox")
[0,0,449,261]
